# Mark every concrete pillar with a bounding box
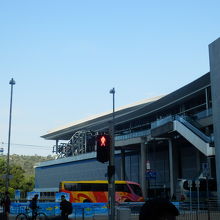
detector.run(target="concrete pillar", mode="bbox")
[172,142,179,197]
[209,37,220,202]
[205,87,209,114]
[56,140,59,153]
[140,140,147,200]
[168,139,174,198]
[120,149,126,180]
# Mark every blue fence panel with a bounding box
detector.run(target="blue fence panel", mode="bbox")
[11,202,108,217]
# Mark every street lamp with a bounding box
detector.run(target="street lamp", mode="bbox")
[108,87,115,220]
[6,78,16,193]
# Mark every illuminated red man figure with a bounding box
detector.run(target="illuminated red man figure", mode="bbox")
[100,136,106,146]
[96,134,110,163]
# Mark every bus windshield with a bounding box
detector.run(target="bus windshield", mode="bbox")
[129,184,143,197]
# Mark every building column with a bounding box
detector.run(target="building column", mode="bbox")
[120,149,126,180]
[56,140,59,153]
[140,140,147,200]
[205,87,209,114]
[209,37,220,202]
[168,139,174,198]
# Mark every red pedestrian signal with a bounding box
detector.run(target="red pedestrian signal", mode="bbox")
[100,136,107,146]
[96,134,110,163]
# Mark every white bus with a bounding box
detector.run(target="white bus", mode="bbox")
[176,178,217,202]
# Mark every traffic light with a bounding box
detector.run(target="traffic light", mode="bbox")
[96,134,110,163]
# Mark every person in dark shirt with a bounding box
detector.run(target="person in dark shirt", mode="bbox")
[30,194,39,220]
[60,195,72,220]
[139,198,179,220]
[1,191,11,220]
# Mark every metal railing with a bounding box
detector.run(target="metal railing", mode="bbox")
[115,129,150,141]
[175,115,212,143]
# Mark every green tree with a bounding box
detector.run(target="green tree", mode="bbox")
[21,176,35,195]
[0,157,34,196]
[10,165,25,189]
[0,157,7,193]
[0,154,54,197]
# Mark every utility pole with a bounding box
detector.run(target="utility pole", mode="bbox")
[109,88,115,220]
[6,78,16,192]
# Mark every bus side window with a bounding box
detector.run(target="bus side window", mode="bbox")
[79,183,92,191]
[64,183,77,191]
[199,179,207,191]
[209,179,217,191]
[183,181,189,190]
[91,183,108,191]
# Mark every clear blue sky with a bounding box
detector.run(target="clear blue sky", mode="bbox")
[0,0,219,156]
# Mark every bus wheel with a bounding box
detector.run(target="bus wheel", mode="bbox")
[124,199,131,202]
[83,199,91,203]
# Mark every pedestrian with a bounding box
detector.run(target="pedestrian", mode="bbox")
[1,191,11,220]
[139,198,179,220]
[60,195,73,220]
[29,194,39,220]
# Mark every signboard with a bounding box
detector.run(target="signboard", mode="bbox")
[188,180,192,188]
[15,190,21,200]
[202,162,210,177]
[146,160,151,170]
[195,180,200,188]
[146,170,157,179]
[55,192,70,202]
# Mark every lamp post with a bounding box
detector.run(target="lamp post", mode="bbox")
[6,78,16,193]
[109,87,115,220]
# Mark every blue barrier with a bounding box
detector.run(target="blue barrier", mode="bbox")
[11,201,180,217]
[172,202,180,210]
[11,202,108,217]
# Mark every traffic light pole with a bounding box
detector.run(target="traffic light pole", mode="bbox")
[109,88,115,220]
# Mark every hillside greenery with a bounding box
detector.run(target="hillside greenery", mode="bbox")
[6,154,55,176]
[0,154,55,197]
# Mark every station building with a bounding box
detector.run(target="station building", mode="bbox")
[35,38,220,201]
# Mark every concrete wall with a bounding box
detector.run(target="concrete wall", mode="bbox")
[35,158,108,189]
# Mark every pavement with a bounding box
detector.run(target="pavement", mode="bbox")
[7,213,220,220]
[1,213,141,220]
